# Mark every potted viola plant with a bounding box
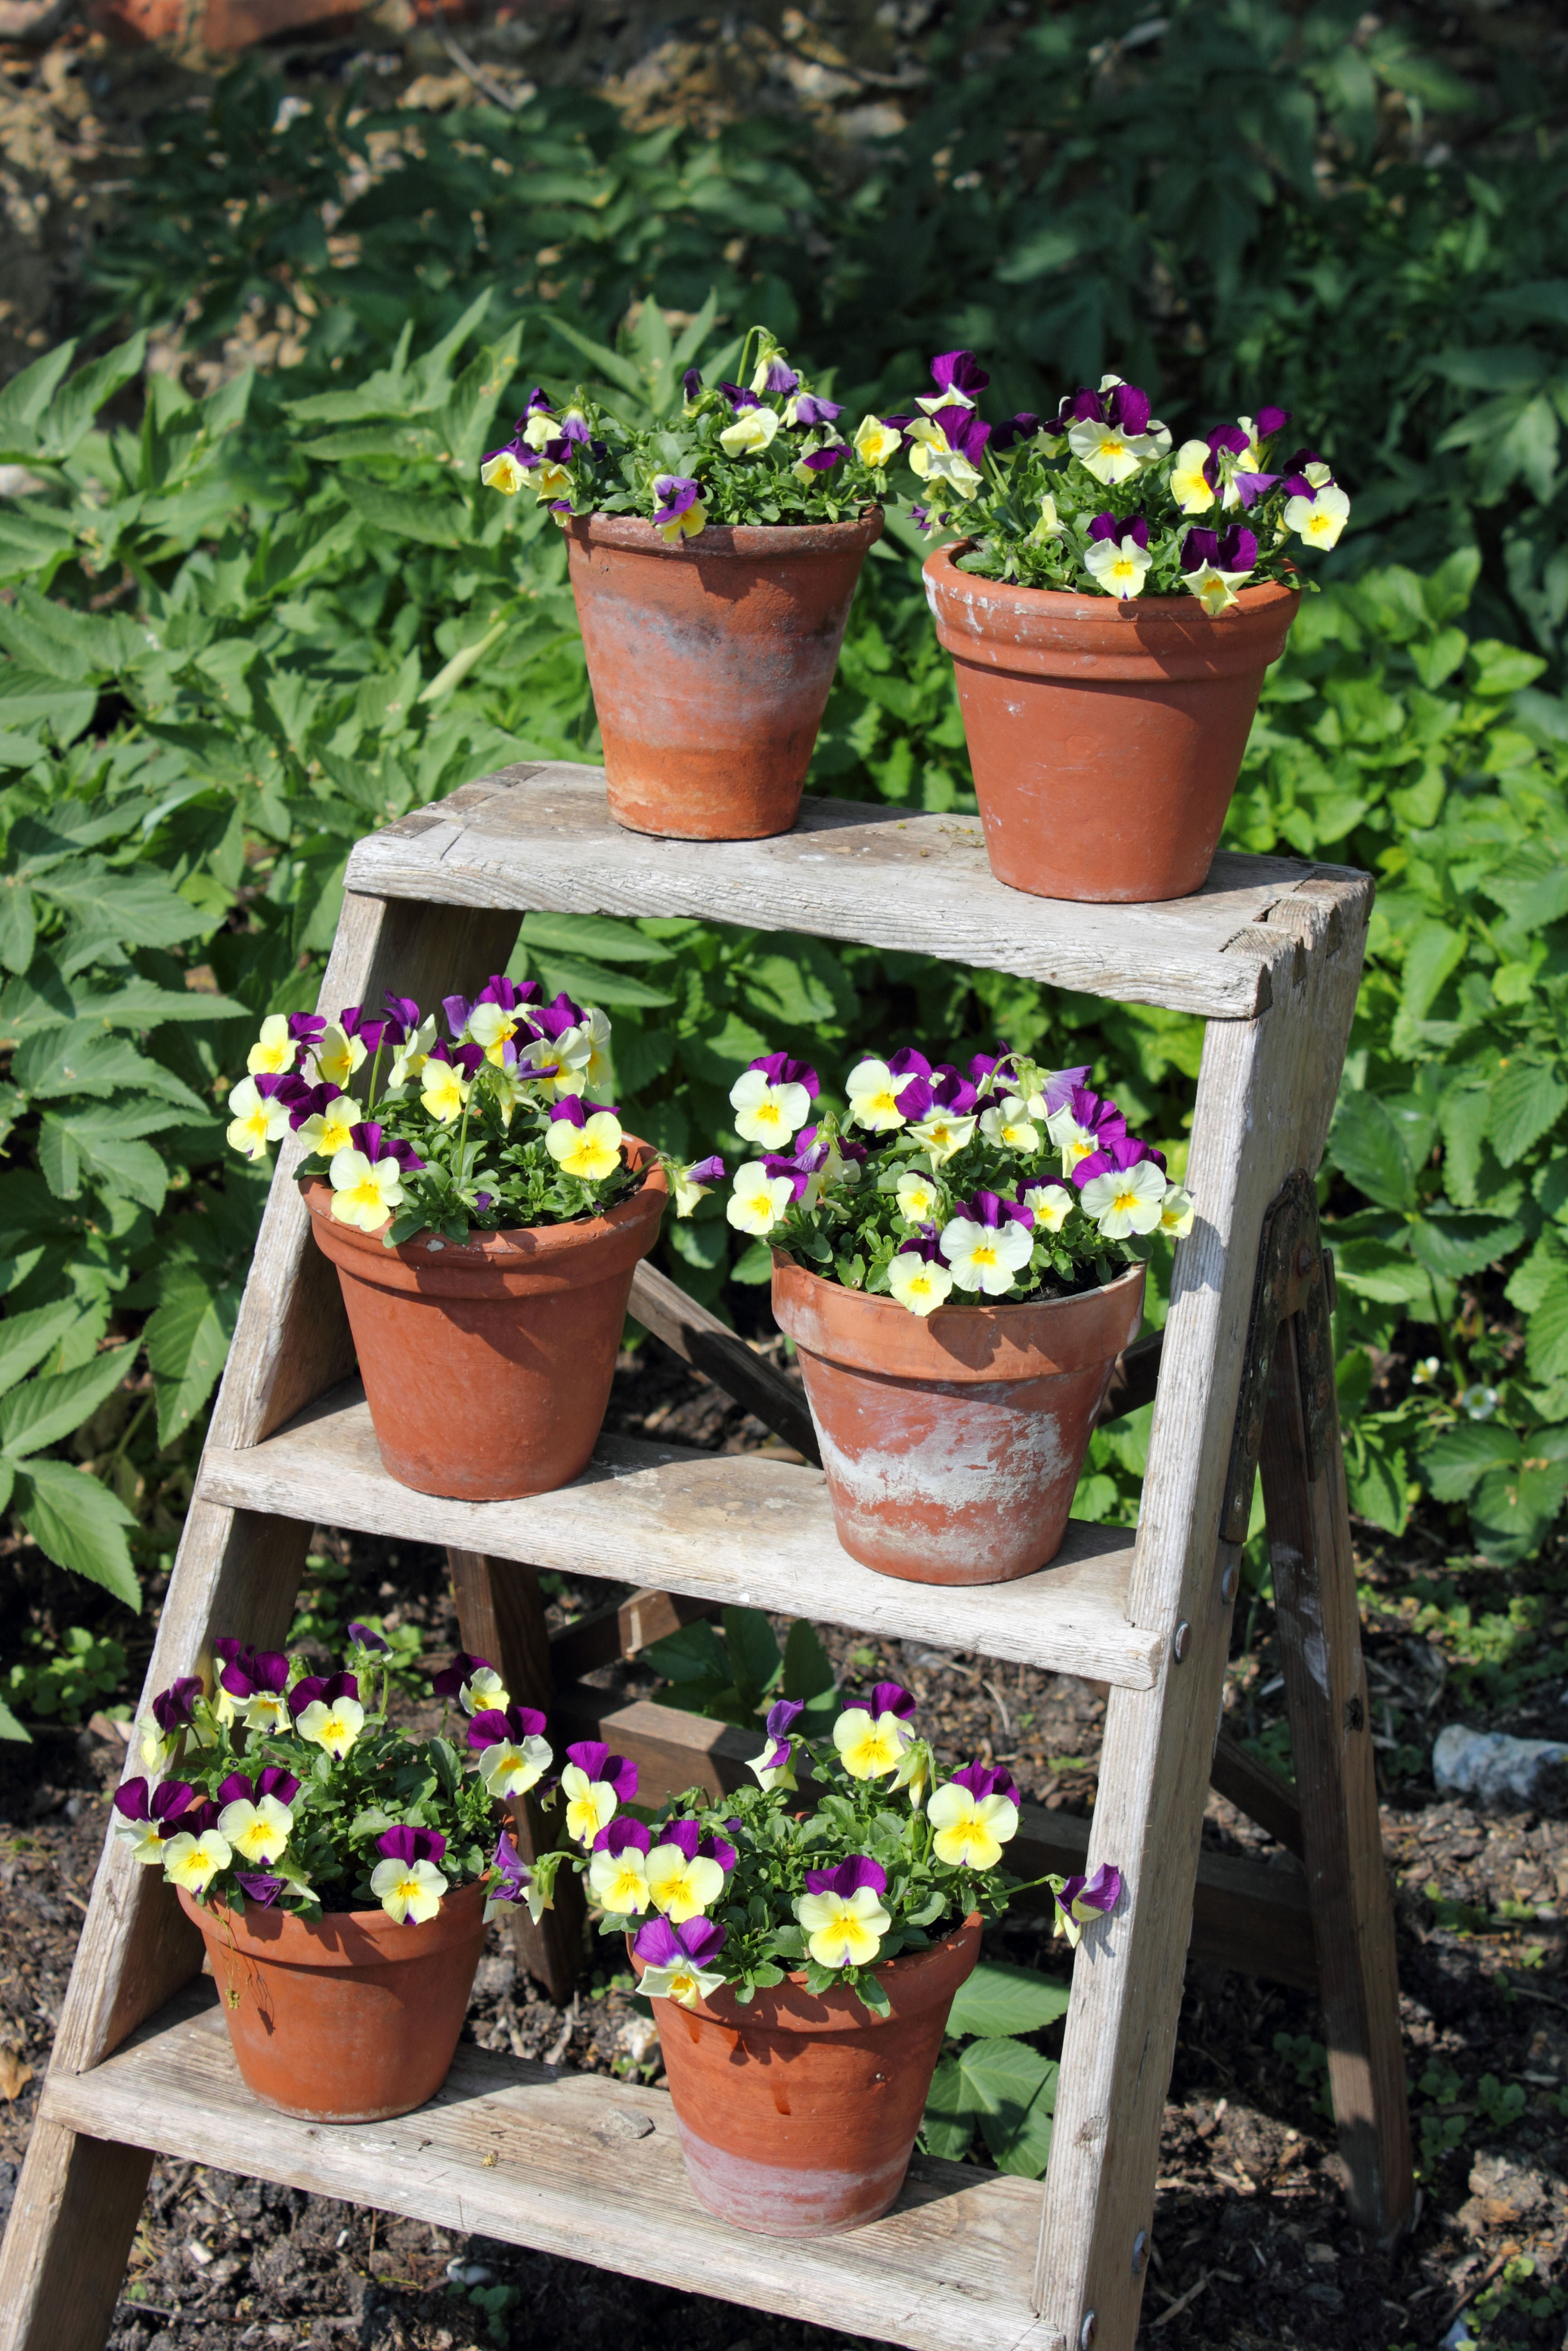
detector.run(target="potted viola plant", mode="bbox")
[497,1677,1118,2237]
[881,347,1351,902]
[119,1627,553,2123]
[225,983,723,1501]
[712,1044,1191,1584]
[479,327,892,842]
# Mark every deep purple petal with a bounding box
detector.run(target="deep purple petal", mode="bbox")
[869,1681,916,1721]
[593,1817,652,1857]
[804,1854,888,1899]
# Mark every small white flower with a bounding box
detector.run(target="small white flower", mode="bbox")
[1079,1159,1167,1239]
[726,1163,798,1237]
[886,1253,954,1317]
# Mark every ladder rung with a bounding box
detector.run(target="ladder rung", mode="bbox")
[344,764,1343,1020]
[43,1990,1055,2351]
[197,1383,1162,1688]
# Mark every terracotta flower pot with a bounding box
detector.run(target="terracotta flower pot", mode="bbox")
[176,1881,487,2122]
[923,544,1299,903]
[772,1255,1145,1584]
[633,1913,981,2236]
[302,1143,667,1501]
[564,510,884,841]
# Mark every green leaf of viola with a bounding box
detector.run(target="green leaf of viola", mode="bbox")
[349,1806,392,1838]
[946,1959,1072,2041]
[11,1454,139,1608]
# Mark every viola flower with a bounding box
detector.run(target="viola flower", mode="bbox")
[420,1041,474,1126]
[346,1622,389,1653]
[480,447,530,495]
[720,405,781,457]
[747,1696,804,1792]
[1170,439,1216,514]
[296,1090,362,1160]
[1018,1179,1075,1233]
[833,1686,916,1780]
[751,353,799,396]
[138,1674,206,1765]
[927,1761,1020,1870]
[459,1663,508,1714]
[896,1169,941,1224]
[730,1054,818,1147]
[467,1705,553,1799]
[1284,480,1350,550]
[1083,529,1154,599]
[634,1914,728,2009]
[215,1779,295,1868]
[726,1161,800,1237]
[919,349,990,411]
[295,1687,365,1761]
[845,1055,914,1131]
[1027,492,1064,542]
[1079,1152,1167,1238]
[673,1154,726,1216]
[891,1735,935,1810]
[483,1829,539,1924]
[161,1820,233,1898]
[796,1857,891,1969]
[587,1817,653,1913]
[939,1197,1035,1296]
[315,1024,369,1094]
[907,405,990,496]
[1068,407,1156,486]
[681,367,703,404]
[327,1140,407,1234]
[1158,1185,1195,1237]
[908,1104,978,1163]
[431,1649,504,1706]
[387,1013,438,1089]
[370,1826,448,1925]
[561,1741,638,1846]
[111,1776,197,1865]
[226,1074,293,1162]
[652,474,706,544]
[791,392,842,427]
[646,1821,728,1922]
[853,415,906,469]
[794,442,845,481]
[545,1098,624,1182]
[246,1014,297,1078]
[887,1248,955,1316]
[1053,1862,1122,1947]
[978,1095,1040,1153]
[1047,1085,1127,1176]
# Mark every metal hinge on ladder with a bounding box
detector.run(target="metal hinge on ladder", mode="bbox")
[1219,1169,1337,1543]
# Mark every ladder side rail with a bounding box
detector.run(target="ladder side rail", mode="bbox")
[1257,1272,1414,2240]
[0,897,523,2351]
[1031,875,1371,2350]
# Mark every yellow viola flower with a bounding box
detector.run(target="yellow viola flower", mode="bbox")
[420,1058,471,1125]
[480,450,528,495]
[795,1860,891,1968]
[560,1762,618,1848]
[845,1057,910,1131]
[246,1015,296,1078]
[645,1843,726,1923]
[853,415,905,469]
[1170,439,1216,514]
[297,1095,362,1160]
[1284,483,1350,550]
[296,1694,365,1759]
[1019,1181,1074,1233]
[725,1162,798,1237]
[216,1795,293,1867]
[895,1169,940,1223]
[833,1705,914,1780]
[315,1024,368,1093]
[978,1095,1040,1153]
[369,1854,447,1925]
[545,1108,623,1182]
[719,406,780,457]
[886,1252,954,1316]
[161,1827,232,1896]
[907,1110,977,1164]
[927,1770,1019,1870]
[1158,1185,1195,1237]
[225,1076,291,1163]
[327,1146,404,1234]
[1068,416,1153,485]
[1027,494,1064,544]
[587,1841,652,1914]
[466,1002,519,1064]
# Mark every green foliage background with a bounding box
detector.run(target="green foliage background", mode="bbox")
[3,0,1568,1733]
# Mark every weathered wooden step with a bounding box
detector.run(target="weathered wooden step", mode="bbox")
[196,1381,1163,1688]
[44,1990,1058,2351]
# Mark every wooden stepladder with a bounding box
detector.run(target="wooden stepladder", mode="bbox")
[0,767,1412,2351]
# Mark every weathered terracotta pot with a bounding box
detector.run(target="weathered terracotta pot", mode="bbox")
[176,1881,486,2122]
[923,544,1299,903]
[302,1143,666,1501]
[634,1913,980,2235]
[772,1255,1145,1584]
[565,510,884,841]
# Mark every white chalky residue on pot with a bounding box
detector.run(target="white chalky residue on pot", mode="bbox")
[810,1392,1071,1577]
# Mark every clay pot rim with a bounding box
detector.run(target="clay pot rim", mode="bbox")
[176,1874,487,1965]
[568,508,885,561]
[299,1136,666,1267]
[629,1910,981,2034]
[924,539,1300,628]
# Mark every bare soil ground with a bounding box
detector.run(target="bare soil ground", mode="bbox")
[5,1346,1568,2350]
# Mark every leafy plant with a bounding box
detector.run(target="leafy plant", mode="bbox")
[2,1625,128,1740]
[640,1607,836,1734]
[922,1957,1071,2176]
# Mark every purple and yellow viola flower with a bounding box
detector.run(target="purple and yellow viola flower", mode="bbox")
[468,1704,553,1799]
[634,1914,729,2008]
[419,1038,481,1125]
[291,1084,362,1160]
[315,1022,369,1095]
[1053,1861,1122,1947]
[938,1192,1035,1296]
[729,1052,818,1148]
[725,1160,801,1237]
[1018,1178,1076,1233]
[560,1741,638,1847]
[483,1829,538,1925]
[1179,522,1258,617]
[587,1817,653,1913]
[917,348,990,414]
[327,1135,408,1234]
[1046,1084,1128,1176]
[1076,1138,1169,1239]
[833,1682,918,1780]
[111,1776,197,1865]
[225,1073,293,1163]
[160,1803,232,1897]
[673,1154,726,1216]
[652,473,706,543]
[645,1819,731,1922]
[852,414,906,469]
[545,1095,624,1182]
[215,1767,298,1868]
[796,1857,891,1968]
[1083,514,1154,599]
[246,1014,298,1078]
[292,1671,364,1760]
[928,1761,1020,1870]
[370,1826,448,1925]
[137,1674,206,1767]
[432,1650,509,1712]
[747,1696,804,1792]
